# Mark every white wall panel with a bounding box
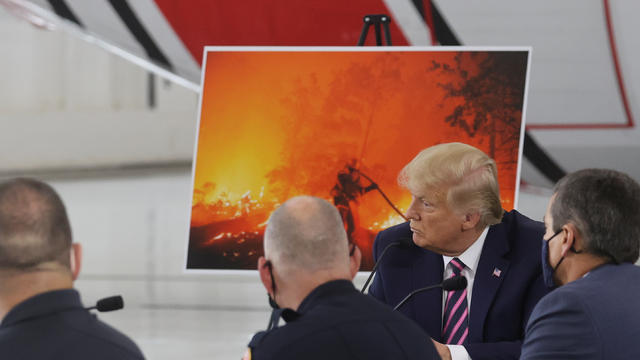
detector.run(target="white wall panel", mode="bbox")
[433,0,628,127]
[0,10,197,172]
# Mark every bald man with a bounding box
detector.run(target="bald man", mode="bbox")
[0,178,144,359]
[244,196,439,360]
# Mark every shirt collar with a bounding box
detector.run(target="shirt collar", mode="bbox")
[583,262,617,278]
[0,289,83,327]
[443,226,489,275]
[296,279,355,314]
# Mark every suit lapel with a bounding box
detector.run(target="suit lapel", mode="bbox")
[469,222,510,343]
[411,249,444,340]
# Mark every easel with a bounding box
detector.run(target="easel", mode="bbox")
[357,14,393,46]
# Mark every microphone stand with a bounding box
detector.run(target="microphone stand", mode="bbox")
[394,277,467,311]
[393,285,442,311]
[361,241,404,293]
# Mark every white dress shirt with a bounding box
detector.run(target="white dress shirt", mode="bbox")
[441,226,489,360]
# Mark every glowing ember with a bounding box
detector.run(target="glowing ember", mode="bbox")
[369,212,408,231]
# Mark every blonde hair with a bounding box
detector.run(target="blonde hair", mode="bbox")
[398,142,503,228]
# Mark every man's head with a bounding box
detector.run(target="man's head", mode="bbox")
[0,178,80,279]
[543,169,640,284]
[258,196,359,309]
[400,142,503,256]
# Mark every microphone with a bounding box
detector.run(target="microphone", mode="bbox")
[393,276,467,311]
[361,237,412,293]
[85,295,124,312]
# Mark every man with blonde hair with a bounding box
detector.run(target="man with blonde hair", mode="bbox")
[245,196,439,360]
[0,178,144,359]
[370,142,547,360]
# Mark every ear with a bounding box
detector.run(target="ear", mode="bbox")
[257,256,274,296]
[561,223,579,256]
[349,245,362,279]
[70,243,82,281]
[461,211,481,231]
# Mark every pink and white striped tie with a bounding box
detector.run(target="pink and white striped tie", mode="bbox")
[442,258,469,345]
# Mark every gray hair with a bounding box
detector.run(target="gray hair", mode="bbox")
[551,169,640,263]
[264,196,349,273]
[0,178,73,270]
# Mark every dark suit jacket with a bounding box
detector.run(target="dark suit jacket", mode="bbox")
[521,263,640,360]
[250,280,440,360]
[369,209,548,360]
[0,289,144,360]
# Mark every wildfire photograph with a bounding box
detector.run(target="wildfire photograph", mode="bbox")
[186,47,530,271]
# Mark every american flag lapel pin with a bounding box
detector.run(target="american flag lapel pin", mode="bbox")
[492,268,502,278]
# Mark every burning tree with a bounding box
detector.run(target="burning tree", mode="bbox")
[429,51,528,162]
[265,54,406,200]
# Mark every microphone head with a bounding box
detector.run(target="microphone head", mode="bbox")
[442,276,467,291]
[96,295,124,312]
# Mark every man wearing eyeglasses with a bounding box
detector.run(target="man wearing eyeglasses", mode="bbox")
[244,196,439,360]
[521,169,640,359]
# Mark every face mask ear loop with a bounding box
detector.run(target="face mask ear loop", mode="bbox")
[559,226,588,255]
[266,261,277,293]
[550,228,567,271]
[551,227,586,272]
[265,260,279,311]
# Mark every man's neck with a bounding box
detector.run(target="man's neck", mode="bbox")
[445,226,486,257]
[562,254,610,284]
[0,270,73,322]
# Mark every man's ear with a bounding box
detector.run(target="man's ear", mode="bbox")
[258,256,274,296]
[70,243,82,281]
[349,245,362,279]
[561,223,580,256]
[461,211,481,231]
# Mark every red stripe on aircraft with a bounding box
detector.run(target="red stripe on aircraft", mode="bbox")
[154,0,410,64]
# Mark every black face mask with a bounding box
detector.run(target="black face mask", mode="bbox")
[265,260,279,309]
[541,229,563,288]
[541,227,585,288]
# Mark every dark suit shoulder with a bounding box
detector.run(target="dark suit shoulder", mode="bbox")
[522,283,600,360]
[501,209,544,233]
[372,222,425,267]
[375,222,411,248]
[530,282,584,315]
[524,264,640,359]
[493,209,544,256]
[552,263,640,305]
